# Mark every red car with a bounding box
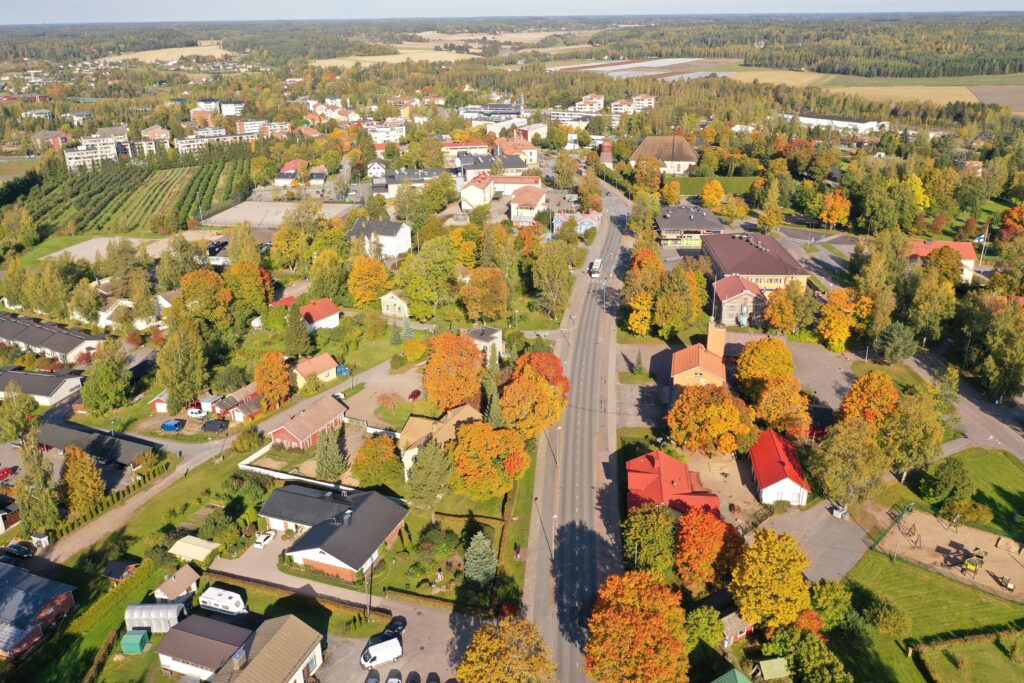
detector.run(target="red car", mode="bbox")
[0,467,15,482]
[408,390,422,401]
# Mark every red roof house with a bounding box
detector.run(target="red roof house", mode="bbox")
[626,451,720,513]
[748,430,810,506]
[300,298,341,330]
[907,240,978,283]
[670,343,727,388]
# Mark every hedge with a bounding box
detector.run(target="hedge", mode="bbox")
[71,559,160,633]
[52,462,172,540]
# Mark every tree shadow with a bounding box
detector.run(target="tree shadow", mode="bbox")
[552,520,616,648]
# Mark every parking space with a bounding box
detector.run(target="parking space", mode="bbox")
[790,341,856,413]
[761,500,870,581]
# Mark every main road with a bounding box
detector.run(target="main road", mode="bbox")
[525,162,630,682]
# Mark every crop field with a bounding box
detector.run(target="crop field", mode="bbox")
[970,85,1024,113]
[110,167,196,230]
[107,44,232,62]
[417,30,591,44]
[549,57,742,80]
[0,157,37,182]
[313,44,478,67]
[725,69,831,88]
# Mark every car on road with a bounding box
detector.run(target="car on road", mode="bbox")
[4,543,34,559]
[253,530,276,549]
[187,408,208,419]
[382,616,407,638]
[201,419,228,433]
[360,637,402,670]
[407,390,421,401]
[161,419,186,432]
[0,466,16,482]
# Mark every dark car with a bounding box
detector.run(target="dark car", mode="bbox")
[383,616,407,638]
[407,390,421,401]
[161,419,186,432]
[0,555,17,565]
[201,419,228,433]
[4,543,34,559]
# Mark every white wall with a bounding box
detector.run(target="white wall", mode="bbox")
[760,480,808,506]
[159,654,218,681]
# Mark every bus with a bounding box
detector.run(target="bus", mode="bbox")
[589,259,602,278]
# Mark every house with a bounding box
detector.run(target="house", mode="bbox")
[907,240,977,284]
[0,497,19,534]
[398,404,483,476]
[211,615,323,683]
[0,313,104,364]
[464,326,503,361]
[274,159,308,187]
[626,450,720,513]
[206,239,230,267]
[629,136,699,175]
[260,485,407,581]
[157,615,253,681]
[0,369,82,407]
[720,609,754,648]
[38,422,158,471]
[753,658,792,681]
[654,205,727,248]
[495,138,538,166]
[713,275,767,328]
[380,291,410,319]
[125,603,185,634]
[221,101,245,117]
[31,130,72,151]
[349,219,413,259]
[553,211,601,235]
[459,173,542,211]
[149,389,169,414]
[0,564,76,659]
[599,140,613,168]
[508,185,547,224]
[190,107,216,128]
[456,152,526,183]
[212,382,263,423]
[300,298,341,331]
[749,429,811,506]
[269,394,346,450]
[167,536,221,564]
[140,125,171,142]
[515,123,548,142]
[153,564,200,603]
[366,159,387,180]
[710,670,754,683]
[786,113,887,135]
[441,141,491,165]
[670,343,727,388]
[103,558,141,584]
[156,290,179,318]
[374,168,445,199]
[292,353,338,390]
[702,234,808,293]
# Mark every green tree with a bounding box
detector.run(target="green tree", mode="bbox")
[621,503,676,580]
[14,430,60,534]
[532,240,573,318]
[309,248,347,302]
[0,382,38,443]
[810,416,888,506]
[878,391,944,482]
[315,428,346,481]
[284,303,313,356]
[155,322,208,413]
[69,277,102,324]
[762,627,853,683]
[684,606,722,654]
[464,530,498,586]
[879,321,918,364]
[406,440,452,519]
[227,222,261,266]
[908,269,956,342]
[81,345,132,416]
[62,445,106,516]
[554,151,579,190]
[981,301,1024,401]
[810,580,853,631]
[156,235,202,290]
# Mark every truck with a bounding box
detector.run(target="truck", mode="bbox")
[589,259,602,278]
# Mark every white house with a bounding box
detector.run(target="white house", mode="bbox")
[508,185,547,224]
[366,159,387,180]
[750,430,810,506]
[349,219,412,259]
[629,136,699,176]
[787,113,888,135]
[380,291,410,319]
[459,173,542,211]
[0,369,82,407]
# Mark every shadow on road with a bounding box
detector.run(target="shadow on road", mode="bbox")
[552,521,615,649]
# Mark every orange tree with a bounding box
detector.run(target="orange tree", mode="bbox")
[839,370,899,425]
[819,189,852,228]
[666,385,758,455]
[675,507,745,597]
[730,528,811,629]
[352,435,402,487]
[621,248,665,303]
[632,156,663,194]
[450,421,529,500]
[423,332,484,411]
[347,255,391,307]
[512,352,570,400]
[756,377,811,436]
[818,287,872,352]
[1001,204,1024,241]
[735,337,794,400]
[499,366,566,439]
[584,571,689,683]
[460,267,509,321]
[254,351,290,409]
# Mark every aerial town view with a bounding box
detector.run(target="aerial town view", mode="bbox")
[1,3,1024,682]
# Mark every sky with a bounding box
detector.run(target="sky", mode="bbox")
[2,2,1022,25]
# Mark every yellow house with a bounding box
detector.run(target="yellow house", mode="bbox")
[292,353,338,390]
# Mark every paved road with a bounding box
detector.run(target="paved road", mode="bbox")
[525,159,626,682]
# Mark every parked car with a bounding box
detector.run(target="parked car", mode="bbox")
[364,672,380,683]
[4,543,34,559]
[253,530,276,549]
[0,555,17,565]
[187,408,208,419]
[201,420,228,433]
[385,671,402,683]
[408,390,421,401]
[361,637,402,670]
[0,466,16,482]
[161,419,186,432]
[382,616,407,638]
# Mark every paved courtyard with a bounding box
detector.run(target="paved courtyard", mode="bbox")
[790,342,856,414]
[761,501,871,581]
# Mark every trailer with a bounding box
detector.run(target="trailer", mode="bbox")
[198,587,247,615]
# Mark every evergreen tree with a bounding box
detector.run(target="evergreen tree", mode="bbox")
[81,345,132,416]
[483,374,505,428]
[464,530,498,586]
[14,430,60,534]
[315,428,346,481]
[406,440,452,520]
[284,303,313,356]
[62,445,106,516]
[390,324,402,345]
[401,318,414,341]
[632,350,646,376]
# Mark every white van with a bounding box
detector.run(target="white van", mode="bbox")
[360,637,403,669]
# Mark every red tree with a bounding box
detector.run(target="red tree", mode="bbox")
[512,352,570,399]
[674,507,745,596]
[1001,205,1024,241]
[423,332,484,411]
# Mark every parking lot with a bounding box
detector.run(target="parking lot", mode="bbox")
[761,501,871,581]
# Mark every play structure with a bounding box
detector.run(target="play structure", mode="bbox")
[961,547,988,580]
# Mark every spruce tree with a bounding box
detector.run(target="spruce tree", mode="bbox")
[632,350,646,377]
[390,323,402,345]
[14,430,60,534]
[401,318,414,341]
[284,302,313,356]
[315,428,346,481]
[464,530,498,586]
[483,374,505,428]
[406,440,452,521]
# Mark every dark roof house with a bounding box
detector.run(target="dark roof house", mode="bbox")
[37,422,158,468]
[0,564,76,658]
[157,615,253,676]
[349,219,408,239]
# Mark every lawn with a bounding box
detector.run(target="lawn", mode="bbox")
[851,360,925,393]
[618,371,654,384]
[256,444,314,473]
[375,400,414,430]
[821,242,849,264]
[19,234,96,268]
[503,446,538,591]
[920,639,1023,681]
[72,381,162,432]
[0,157,37,182]
[97,634,172,683]
[954,448,1024,540]
[675,176,757,196]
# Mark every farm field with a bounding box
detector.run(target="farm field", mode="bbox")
[548,57,742,80]
[826,85,978,106]
[0,157,37,182]
[970,85,1024,113]
[417,30,593,44]
[313,44,478,67]
[107,44,232,62]
[113,167,196,230]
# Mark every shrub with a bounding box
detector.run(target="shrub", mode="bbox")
[866,596,912,636]
[233,425,265,454]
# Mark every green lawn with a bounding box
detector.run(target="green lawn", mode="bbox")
[851,360,925,393]
[19,234,96,268]
[257,444,314,473]
[618,371,654,385]
[804,243,820,254]
[921,639,1023,681]
[97,634,172,683]
[0,157,37,182]
[504,446,538,590]
[954,448,1024,540]
[675,176,757,196]
[375,400,414,430]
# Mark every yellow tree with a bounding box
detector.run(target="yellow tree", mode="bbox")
[633,157,663,194]
[700,180,725,210]
[819,189,852,228]
[458,617,557,683]
[666,385,759,455]
[840,370,900,425]
[62,445,106,516]
[500,366,566,439]
[661,179,682,206]
[347,255,391,307]
[627,291,654,336]
[254,351,291,409]
[765,287,797,333]
[735,337,794,400]
[818,288,872,352]
[730,528,811,629]
[756,377,811,436]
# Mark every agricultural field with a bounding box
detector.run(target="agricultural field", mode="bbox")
[110,167,196,230]
[313,44,478,67]
[106,43,232,62]
[0,157,37,182]
[970,85,1024,113]
[548,57,742,81]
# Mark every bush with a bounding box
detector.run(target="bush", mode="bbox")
[233,425,265,454]
[582,227,597,245]
[866,596,912,636]
[941,498,993,524]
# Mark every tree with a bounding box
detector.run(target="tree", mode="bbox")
[627,291,654,336]
[308,248,347,302]
[423,332,484,411]
[458,617,557,683]
[865,597,911,636]
[225,260,272,324]
[81,345,132,416]
[156,235,202,290]
[756,377,812,436]
[981,301,1024,400]
[315,427,346,481]
[810,416,888,505]
[512,352,570,399]
[69,277,102,324]
[451,422,529,500]
[840,371,899,425]
[554,151,579,189]
[685,606,723,654]
[14,430,60,535]
[661,179,682,206]
[908,269,956,342]
[352,435,402,487]
[735,337,794,400]
[720,195,750,223]
[254,351,290,409]
[879,321,918,364]
[62,444,106,516]
[632,157,663,194]
[464,530,498,586]
[170,269,233,343]
[731,528,811,629]
[406,440,451,518]
[584,571,689,683]
[348,255,391,307]
[923,246,965,289]
[622,248,665,302]
[155,322,207,413]
[500,365,566,440]
[675,506,744,595]
[819,189,852,228]
[666,385,758,455]
[757,180,785,232]
[1000,204,1024,240]
[283,303,313,357]
[621,503,676,579]
[227,222,261,266]
[765,281,818,332]
[532,240,573,318]
[762,627,853,683]
[0,382,38,443]
[818,288,872,352]
[700,179,725,209]
[461,267,509,321]
[397,236,459,320]
[810,580,853,631]
[879,391,944,482]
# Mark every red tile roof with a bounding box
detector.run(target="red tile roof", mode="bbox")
[670,344,727,381]
[301,298,341,324]
[294,353,337,378]
[749,429,810,492]
[271,296,297,308]
[280,159,308,173]
[907,240,977,261]
[511,185,545,208]
[626,451,720,512]
[713,275,765,303]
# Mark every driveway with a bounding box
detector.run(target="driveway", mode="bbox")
[790,342,856,414]
[761,501,870,581]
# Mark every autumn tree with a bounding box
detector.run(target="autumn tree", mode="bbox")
[700,179,725,210]
[227,221,261,266]
[818,287,872,352]
[632,157,663,194]
[62,445,106,516]
[735,337,794,400]
[270,225,306,270]
[352,435,402,487]
[461,267,509,321]
[819,189,852,228]
[622,248,665,302]
[170,269,234,343]
[731,528,811,629]
[908,269,957,342]
[0,381,36,443]
[1001,204,1024,241]
[69,277,102,324]
[81,344,132,416]
[14,430,60,534]
[981,300,1024,400]
[840,371,899,425]
[810,416,888,505]
[315,428,346,481]
[621,503,677,579]
[512,352,570,399]
[878,391,944,482]
[585,571,689,683]
[423,332,484,410]
[347,255,391,307]
[406,440,452,519]
[458,617,557,683]
[627,291,654,336]
[675,506,744,596]
[225,260,273,324]
[450,422,529,500]
[765,281,818,333]
[756,377,812,436]
[155,322,207,413]
[661,179,682,206]
[500,366,566,439]
[254,351,290,409]
[720,195,750,223]
[666,385,758,455]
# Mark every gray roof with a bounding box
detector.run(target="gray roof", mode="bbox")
[0,313,103,356]
[465,326,501,343]
[654,205,727,234]
[37,422,159,467]
[383,168,444,185]
[0,369,81,398]
[703,233,807,277]
[158,615,253,672]
[0,564,75,630]
[458,152,525,172]
[349,219,408,240]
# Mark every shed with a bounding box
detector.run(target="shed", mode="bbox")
[711,670,753,683]
[167,535,221,563]
[120,629,150,655]
[754,657,791,681]
[125,602,186,633]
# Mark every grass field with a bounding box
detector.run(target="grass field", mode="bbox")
[920,639,1023,681]
[851,360,925,393]
[108,44,232,62]
[954,448,1024,539]
[313,45,478,67]
[675,176,757,196]
[0,157,37,182]
[826,85,978,106]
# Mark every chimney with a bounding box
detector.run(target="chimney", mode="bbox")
[706,320,727,359]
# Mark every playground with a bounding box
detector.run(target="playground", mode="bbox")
[875,507,1024,602]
